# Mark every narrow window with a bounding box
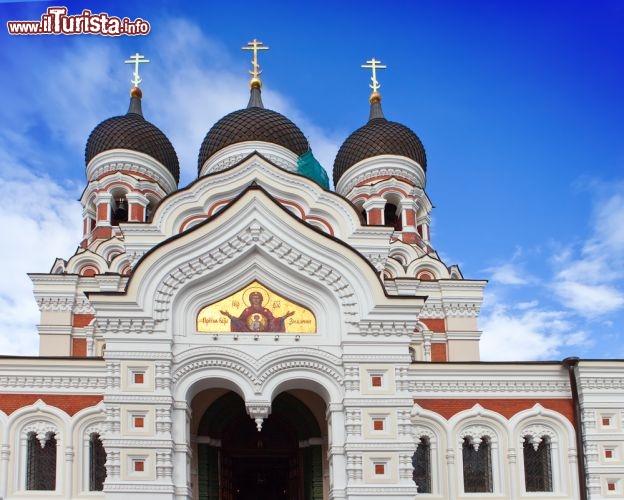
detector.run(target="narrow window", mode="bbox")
[89,433,107,491]
[523,435,552,492]
[412,436,432,493]
[384,203,402,230]
[462,436,492,493]
[26,432,56,490]
[111,196,128,225]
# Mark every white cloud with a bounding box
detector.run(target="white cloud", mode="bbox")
[551,182,624,316]
[0,161,82,355]
[485,262,531,285]
[552,281,624,317]
[480,302,589,361]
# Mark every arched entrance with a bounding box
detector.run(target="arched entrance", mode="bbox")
[195,391,324,500]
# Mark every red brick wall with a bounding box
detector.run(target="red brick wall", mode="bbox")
[368,208,382,225]
[0,394,103,416]
[71,338,87,357]
[130,203,144,222]
[430,343,447,362]
[72,314,94,327]
[421,319,446,332]
[415,398,575,426]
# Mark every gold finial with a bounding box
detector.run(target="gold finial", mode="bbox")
[124,52,150,89]
[242,39,269,88]
[361,58,387,98]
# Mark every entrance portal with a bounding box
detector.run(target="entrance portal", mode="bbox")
[196,392,324,500]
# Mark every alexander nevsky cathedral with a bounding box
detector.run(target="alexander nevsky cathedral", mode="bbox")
[0,41,622,500]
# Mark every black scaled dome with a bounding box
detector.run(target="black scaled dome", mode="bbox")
[333,95,426,186]
[198,85,309,174]
[85,88,180,183]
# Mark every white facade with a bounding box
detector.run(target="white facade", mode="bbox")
[0,76,622,500]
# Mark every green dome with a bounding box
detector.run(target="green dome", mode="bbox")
[297,150,329,189]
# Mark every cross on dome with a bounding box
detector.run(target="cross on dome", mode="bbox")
[361,57,387,98]
[124,52,150,88]
[242,39,269,88]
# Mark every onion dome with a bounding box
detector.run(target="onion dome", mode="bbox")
[333,91,426,186]
[197,82,309,174]
[85,87,180,183]
[297,150,329,189]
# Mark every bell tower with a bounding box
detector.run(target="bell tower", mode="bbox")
[334,59,431,252]
[81,53,179,250]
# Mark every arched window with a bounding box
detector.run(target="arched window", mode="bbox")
[412,436,431,493]
[523,435,553,492]
[462,436,492,493]
[26,432,56,490]
[384,203,402,230]
[110,191,128,226]
[89,433,107,491]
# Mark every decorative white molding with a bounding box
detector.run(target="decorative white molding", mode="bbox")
[459,425,496,450]
[36,296,74,312]
[96,317,156,335]
[152,223,358,324]
[22,421,59,446]
[246,402,271,431]
[336,155,426,196]
[73,297,96,315]
[345,409,362,437]
[410,379,570,394]
[86,149,177,194]
[84,422,107,439]
[520,424,558,449]
[356,320,416,336]
[346,453,363,482]
[579,378,624,390]
[0,375,106,390]
[200,142,299,177]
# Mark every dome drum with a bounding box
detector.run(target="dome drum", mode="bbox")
[334,154,426,196]
[199,141,300,177]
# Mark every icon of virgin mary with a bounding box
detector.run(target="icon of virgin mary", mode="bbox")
[220,291,294,332]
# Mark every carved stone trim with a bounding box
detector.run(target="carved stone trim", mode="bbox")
[36,297,74,312]
[84,423,107,440]
[95,317,155,335]
[459,425,497,450]
[410,379,570,394]
[23,422,59,446]
[520,424,558,449]
[153,223,358,323]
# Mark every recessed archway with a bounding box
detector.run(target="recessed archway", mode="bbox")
[191,389,326,500]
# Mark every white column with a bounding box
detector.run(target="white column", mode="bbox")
[64,445,74,499]
[507,447,518,500]
[94,192,113,226]
[446,447,457,500]
[327,402,346,500]
[172,401,191,500]
[0,444,9,498]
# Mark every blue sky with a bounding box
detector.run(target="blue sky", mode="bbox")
[0,0,622,360]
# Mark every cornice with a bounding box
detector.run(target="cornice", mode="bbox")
[579,378,624,391]
[410,379,570,395]
[0,375,106,391]
[86,149,177,194]
[336,155,425,196]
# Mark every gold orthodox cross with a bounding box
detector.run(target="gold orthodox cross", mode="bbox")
[124,52,150,87]
[242,39,269,79]
[361,58,387,93]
